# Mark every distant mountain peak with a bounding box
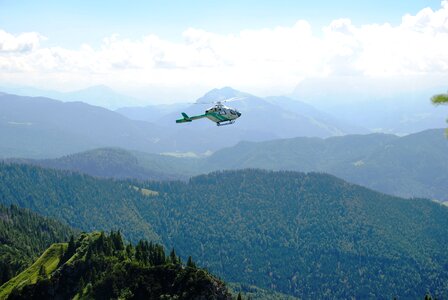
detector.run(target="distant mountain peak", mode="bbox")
[196,87,250,103]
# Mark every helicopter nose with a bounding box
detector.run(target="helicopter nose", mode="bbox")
[237,112,241,117]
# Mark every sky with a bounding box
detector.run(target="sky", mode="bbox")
[0,0,447,103]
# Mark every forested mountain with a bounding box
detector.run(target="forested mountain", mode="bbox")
[2,163,448,298]
[0,204,75,286]
[16,128,448,201]
[137,170,448,299]
[1,232,231,300]
[0,163,159,242]
[205,128,448,201]
[9,148,185,181]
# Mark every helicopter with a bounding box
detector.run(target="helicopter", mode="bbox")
[176,97,243,126]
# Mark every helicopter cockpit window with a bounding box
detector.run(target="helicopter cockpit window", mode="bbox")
[230,110,236,115]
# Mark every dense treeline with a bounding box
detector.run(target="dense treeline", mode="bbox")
[137,169,448,299]
[0,204,75,285]
[0,163,158,242]
[5,232,232,300]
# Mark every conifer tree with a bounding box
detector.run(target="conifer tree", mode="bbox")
[170,248,178,264]
[187,256,196,268]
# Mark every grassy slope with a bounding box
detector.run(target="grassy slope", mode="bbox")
[0,243,67,299]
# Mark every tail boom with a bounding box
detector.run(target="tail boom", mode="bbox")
[176,112,207,123]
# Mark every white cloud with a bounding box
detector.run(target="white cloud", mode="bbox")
[1,1,448,100]
[0,30,43,53]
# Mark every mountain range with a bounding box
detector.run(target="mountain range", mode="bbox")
[3,81,444,136]
[0,88,367,158]
[14,128,448,202]
[292,76,447,134]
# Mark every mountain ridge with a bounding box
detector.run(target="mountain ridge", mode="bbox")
[10,128,447,202]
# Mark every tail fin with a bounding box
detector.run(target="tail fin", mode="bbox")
[176,112,192,123]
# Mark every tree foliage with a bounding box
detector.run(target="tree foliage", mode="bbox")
[432,92,448,135]
[5,232,231,300]
[431,93,448,105]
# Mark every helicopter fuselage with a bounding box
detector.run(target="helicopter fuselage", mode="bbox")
[205,104,241,125]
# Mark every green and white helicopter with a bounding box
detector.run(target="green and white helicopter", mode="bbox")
[176,97,243,126]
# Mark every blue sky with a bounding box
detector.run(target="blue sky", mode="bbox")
[0,0,447,102]
[0,0,442,47]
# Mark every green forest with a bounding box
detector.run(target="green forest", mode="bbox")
[0,163,158,243]
[1,163,448,298]
[138,169,448,298]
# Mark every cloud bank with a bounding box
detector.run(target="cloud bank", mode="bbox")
[1,1,448,100]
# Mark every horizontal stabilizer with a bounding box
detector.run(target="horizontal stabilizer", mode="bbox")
[176,112,192,123]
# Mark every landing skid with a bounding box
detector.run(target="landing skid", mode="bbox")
[217,120,235,126]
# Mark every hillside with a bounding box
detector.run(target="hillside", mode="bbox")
[0,163,159,243]
[0,243,67,299]
[2,164,448,298]
[9,148,185,181]
[0,92,173,158]
[137,170,448,299]
[1,232,231,300]
[206,128,448,201]
[17,128,448,201]
[0,205,75,286]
